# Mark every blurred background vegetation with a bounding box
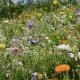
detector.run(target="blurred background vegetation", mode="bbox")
[0,0,79,19]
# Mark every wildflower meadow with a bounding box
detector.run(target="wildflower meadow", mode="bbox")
[0,0,80,80]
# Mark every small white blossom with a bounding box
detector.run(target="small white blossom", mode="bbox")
[17,61,23,66]
[68,53,74,58]
[32,72,38,76]
[57,44,72,51]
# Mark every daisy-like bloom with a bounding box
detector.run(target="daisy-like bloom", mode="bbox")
[56,44,72,51]
[54,64,70,73]
[0,44,5,48]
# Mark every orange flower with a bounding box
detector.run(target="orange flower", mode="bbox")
[54,64,70,73]
[61,39,68,45]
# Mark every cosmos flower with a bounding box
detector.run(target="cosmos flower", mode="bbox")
[54,64,70,73]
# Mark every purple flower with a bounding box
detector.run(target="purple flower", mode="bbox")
[28,39,40,45]
[28,23,33,28]
[32,72,38,80]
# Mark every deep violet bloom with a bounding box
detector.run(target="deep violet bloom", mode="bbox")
[28,23,33,28]
[27,38,40,45]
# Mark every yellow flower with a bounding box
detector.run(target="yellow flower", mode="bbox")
[0,44,5,48]
[60,11,64,15]
[53,0,58,5]
[38,73,43,80]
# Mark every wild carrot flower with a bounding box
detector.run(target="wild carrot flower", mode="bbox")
[54,64,70,73]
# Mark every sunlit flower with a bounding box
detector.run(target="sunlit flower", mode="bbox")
[54,64,70,73]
